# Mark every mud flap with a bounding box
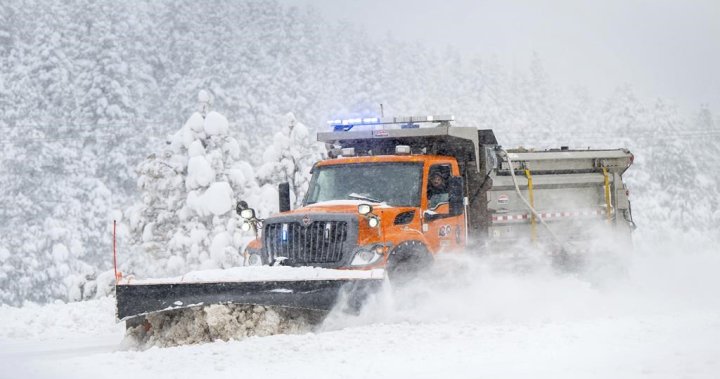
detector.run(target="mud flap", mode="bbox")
[116,278,383,321]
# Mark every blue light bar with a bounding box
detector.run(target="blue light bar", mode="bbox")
[327,117,380,125]
[327,115,454,131]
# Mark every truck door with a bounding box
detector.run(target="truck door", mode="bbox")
[423,163,465,253]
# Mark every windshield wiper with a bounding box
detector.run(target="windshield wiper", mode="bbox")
[348,193,382,203]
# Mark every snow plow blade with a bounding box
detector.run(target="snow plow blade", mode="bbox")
[116,278,383,321]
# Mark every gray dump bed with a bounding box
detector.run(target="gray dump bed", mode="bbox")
[481,148,635,252]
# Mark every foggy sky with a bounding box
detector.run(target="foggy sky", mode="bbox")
[281,0,719,115]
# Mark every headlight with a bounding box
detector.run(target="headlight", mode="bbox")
[240,221,251,231]
[350,246,383,266]
[358,204,373,215]
[368,216,380,228]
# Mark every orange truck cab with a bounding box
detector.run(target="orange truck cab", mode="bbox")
[241,153,469,276]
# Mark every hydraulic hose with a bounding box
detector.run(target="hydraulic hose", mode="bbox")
[499,148,569,254]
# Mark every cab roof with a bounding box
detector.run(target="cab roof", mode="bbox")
[317,124,497,173]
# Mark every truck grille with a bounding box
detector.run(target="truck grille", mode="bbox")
[264,221,348,264]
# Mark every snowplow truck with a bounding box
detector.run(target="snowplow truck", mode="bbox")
[116,115,635,322]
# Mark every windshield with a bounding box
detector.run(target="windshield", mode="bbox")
[305,162,423,207]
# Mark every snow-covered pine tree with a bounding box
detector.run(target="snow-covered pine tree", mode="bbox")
[524,52,556,134]
[0,2,11,128]
[124,92,256,277]
[256,113,323,207]
[692,106,720,227]
[639,99,701,232]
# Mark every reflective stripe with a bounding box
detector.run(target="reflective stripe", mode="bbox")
[491,209,606,223]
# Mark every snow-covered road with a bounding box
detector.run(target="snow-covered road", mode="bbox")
[2,243,719,378]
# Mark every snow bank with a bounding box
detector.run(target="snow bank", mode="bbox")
[0,297,122,341]
[125,304,318,348]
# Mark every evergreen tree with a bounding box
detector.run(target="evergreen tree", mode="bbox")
[693,106,720,225]
[125,93,256,277]
[257,113,323,207]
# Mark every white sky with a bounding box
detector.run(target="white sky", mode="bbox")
[281,0,720,115]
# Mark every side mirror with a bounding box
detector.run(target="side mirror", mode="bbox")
[448,176,464,216]
[278,182,291,212]
[423,210,440,222]
[236,200,255,219]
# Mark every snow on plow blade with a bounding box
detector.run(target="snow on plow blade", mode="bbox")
[116,268,385,321]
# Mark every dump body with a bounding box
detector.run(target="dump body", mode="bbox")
[482,149,634,253]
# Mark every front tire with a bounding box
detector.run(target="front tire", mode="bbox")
[385,241,433,284]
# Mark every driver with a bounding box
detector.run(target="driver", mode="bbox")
[427,172,449,209]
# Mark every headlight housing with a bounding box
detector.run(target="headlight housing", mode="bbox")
[244,248,263,266]
[247,253,262,266]
[367,216,380,228]
[240,208,255,219]
[358,204,373,215]
[350,245,384,266]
